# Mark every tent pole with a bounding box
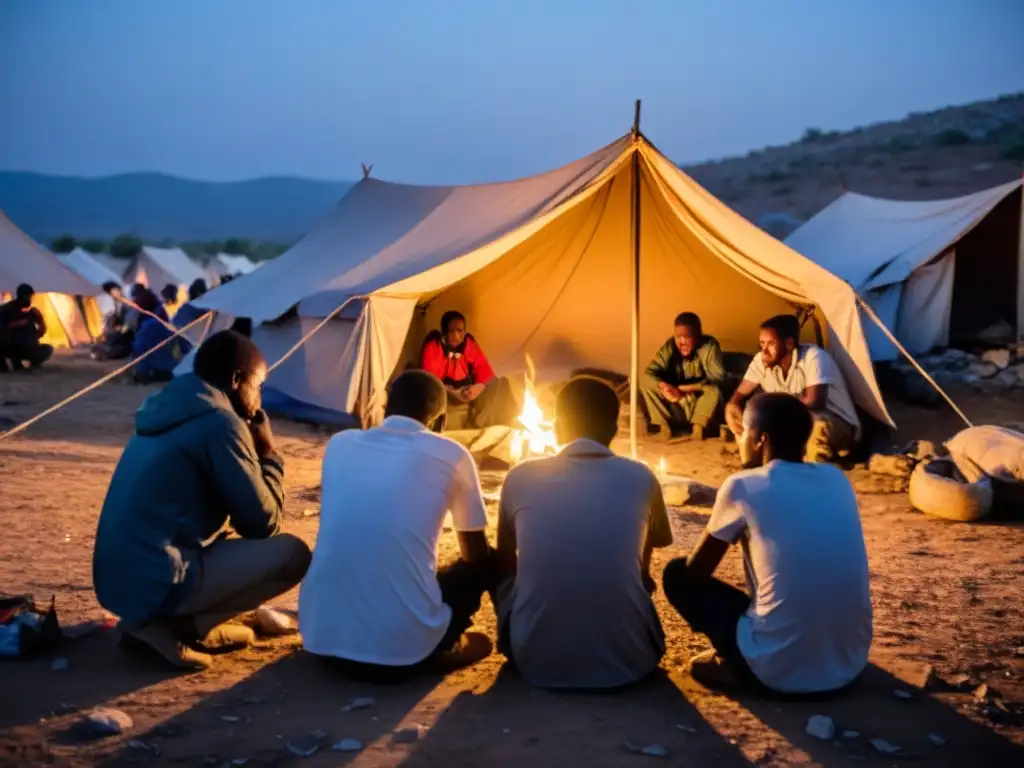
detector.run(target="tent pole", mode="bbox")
[856,294,973,429]
[1017,171,1024,345]
[629,99,642,459]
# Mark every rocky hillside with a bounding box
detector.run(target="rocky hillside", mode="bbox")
[685,92,1024,238]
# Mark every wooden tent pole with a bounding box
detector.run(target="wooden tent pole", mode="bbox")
[630,99,642,459]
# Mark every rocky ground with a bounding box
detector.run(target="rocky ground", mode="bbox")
[1,352,1023,767]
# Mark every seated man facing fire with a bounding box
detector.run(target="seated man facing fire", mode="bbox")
[300,370,498,679]
[640,312,725,441]
[725,314,859,463]
[662,393,871,694]
[495,376,673,690]
[420,310,517,430]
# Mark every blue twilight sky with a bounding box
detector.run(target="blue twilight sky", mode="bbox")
[1,0,1022,184]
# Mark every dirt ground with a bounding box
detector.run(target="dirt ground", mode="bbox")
[1,352,1023,767]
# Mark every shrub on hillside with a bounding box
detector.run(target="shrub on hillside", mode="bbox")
[801,127,840,144]
[932,129,971,147]
[1000,133,1024,162]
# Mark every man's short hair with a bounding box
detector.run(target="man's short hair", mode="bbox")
[134,288,159,314]
[188,278,208,301]
[193,330,266,390]
[440,310,466,334]
[749,393,813,460]
[386,370,447,426]
[101,281,120,295]
[556,375,620,446]
[760,314,800,343]
[15,283,34,300]
[673,312,702,334]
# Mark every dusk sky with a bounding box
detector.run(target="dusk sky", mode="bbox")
[2,0,1022,184]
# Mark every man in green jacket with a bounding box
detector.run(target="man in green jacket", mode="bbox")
[93,331,311,670]
[641,312,725,441]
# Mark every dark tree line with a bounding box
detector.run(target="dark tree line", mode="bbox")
[50,234,291,262]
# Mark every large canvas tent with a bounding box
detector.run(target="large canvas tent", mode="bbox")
[125,246,211,301]
[0,212,103,347]
[786,180,1024,361]
[57,247,124,317]
[195,131,892,444]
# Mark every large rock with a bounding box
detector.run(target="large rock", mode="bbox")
[981,348,1012,370]
[994,369,1019,388]
[969,362,999,379]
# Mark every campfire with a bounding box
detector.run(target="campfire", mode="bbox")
[508,354,559,463]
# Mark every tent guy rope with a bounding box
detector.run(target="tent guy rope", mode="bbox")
[856,294,973,429]
[0,311,213,442]
[265,296,365,374]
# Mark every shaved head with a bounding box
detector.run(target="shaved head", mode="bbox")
[194,331,268,420]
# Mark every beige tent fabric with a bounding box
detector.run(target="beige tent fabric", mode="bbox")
[0,211,97,296]
[195,134,892,427]
[32,293,102,348]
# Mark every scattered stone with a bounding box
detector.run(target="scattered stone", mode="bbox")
[841,730,860,739]
[640,744,669,758]
[392,726,422,744]
[255,606,295,636]
[672,723,697,734]
[50,657,69,672]
[981,348,1011,370]
[892,688,915,700]
[221,715,241,723]
[331,738,363,752]
[127,740,160,755]
[849,757,867,763]
[343,696,376,712]
[869,737,901,755]
[927,733,946,746]
[285,733,322,757]
[231,760,250,766]
[502,728,512,735]
[805,715,835,741]
[974,683,993,700]
[79,708,134,738]
[301,508,319,517]
[622,742,669,758]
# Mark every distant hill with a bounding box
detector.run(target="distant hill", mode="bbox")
[0,172,353,242]
[684,92,1024,237]
[1,92,1020,244]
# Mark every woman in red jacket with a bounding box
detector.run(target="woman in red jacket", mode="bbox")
[420,311,517,430]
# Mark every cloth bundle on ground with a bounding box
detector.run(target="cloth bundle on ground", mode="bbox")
[0,594,61,659]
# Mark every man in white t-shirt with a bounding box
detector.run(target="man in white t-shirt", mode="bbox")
[663,393,872,694]
[725,314,860,462]
[299,370,496,680]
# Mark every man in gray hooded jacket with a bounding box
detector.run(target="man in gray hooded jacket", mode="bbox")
[93,331,311,670]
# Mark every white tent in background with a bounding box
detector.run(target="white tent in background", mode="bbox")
[195,131,892,441]
[215,253,260,277]
[786,180,1024,361]
[0,211,102,347]
[57,247,124,316]
[125,246,211,301]
[90,253,131,281]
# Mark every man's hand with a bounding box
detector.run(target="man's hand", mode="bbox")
[249,410,276,459]
[461,382,487,401]
[725,402,744,436]
[658,381,682,403]
[447,386,468,404]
